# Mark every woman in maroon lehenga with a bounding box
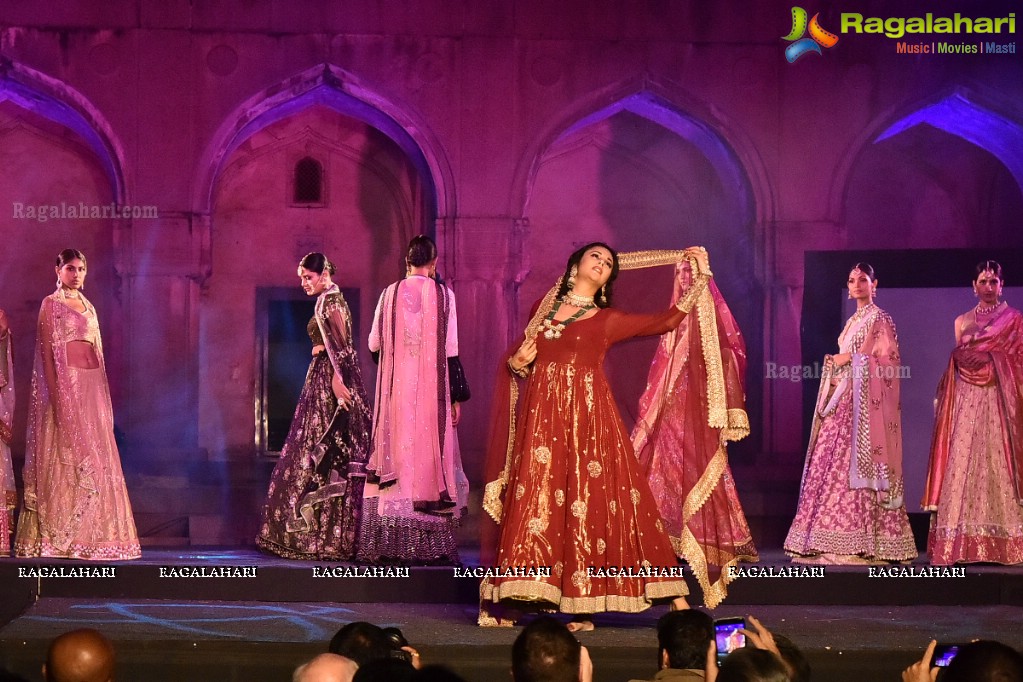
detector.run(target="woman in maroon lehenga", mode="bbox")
[784,263,916,564]
[481,243,712,627]
[924,260,1023,565]
[256,253,371,560]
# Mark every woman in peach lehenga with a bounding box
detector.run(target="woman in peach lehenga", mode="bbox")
[924,260,1023,565]
[15,249,140,560]
[784,263,916,564]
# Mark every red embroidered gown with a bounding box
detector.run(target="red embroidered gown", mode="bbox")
[484,305,688,613]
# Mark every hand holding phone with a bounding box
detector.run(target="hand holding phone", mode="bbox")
[714,617,746,666]
[931,643,962,668]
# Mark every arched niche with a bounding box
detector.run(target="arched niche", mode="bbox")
[519,90,762,457]
[197,81,437,458]
[842,90,1023,249]
[0,63,126,452]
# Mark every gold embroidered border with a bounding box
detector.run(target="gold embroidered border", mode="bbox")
[485,578,688,614]
[694,287,727,429]
[722,408,750,442]
[674,442,729,608]
[620,250,687,270]
[483,380,520,523]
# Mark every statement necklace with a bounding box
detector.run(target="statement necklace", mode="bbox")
[542,301,594,339]
[561,291,595,308]
[61,287,81,299]
[976,301,1003,316]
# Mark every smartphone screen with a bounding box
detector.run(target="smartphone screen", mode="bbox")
[932,644,961,668]
[714,617,746,666]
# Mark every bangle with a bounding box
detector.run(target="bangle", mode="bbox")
[507,358,529,379]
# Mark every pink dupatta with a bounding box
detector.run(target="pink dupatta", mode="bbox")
[631,272,756,608]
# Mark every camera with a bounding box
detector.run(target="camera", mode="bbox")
[383,626,413,664]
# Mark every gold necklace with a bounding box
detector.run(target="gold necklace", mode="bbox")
[976,301,1002,315]
[561,291,595,307]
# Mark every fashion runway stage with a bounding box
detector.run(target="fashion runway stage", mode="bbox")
[1,549,1021,681]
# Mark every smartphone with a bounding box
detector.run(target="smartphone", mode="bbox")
[714,617,746,666]
[931,643,962,668]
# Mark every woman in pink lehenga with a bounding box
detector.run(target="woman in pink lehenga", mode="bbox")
[632,269,758,608]
[15,249,140,560]
[358,236,469,564]
[0,309,14,554]
[924,260,1023,565]
[784,263,916,564]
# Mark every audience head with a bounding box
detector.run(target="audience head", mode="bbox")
[293,654,358,682]
[656,609,714,670]
[352,657,416,682]
[717,647,790,682]
[413,665,468,682]
[328,622,392,666]
[773,634,809,682]
[943,640,1023,682]
[511,616,582,682]
[43,629,116,682]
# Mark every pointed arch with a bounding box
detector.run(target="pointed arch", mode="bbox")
[830,85,1023,220]
[512,75,773,232]
[0,58,127,202]
[193,63,453,229]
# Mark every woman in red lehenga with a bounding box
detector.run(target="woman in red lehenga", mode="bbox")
[632,270,758,608]
[481,243,713,628]
[924,260,1023,565]
[0,309,14,555]
[784,263,916,564]
[15,249,140,560]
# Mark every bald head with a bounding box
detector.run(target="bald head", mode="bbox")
[44,629,115,682]
[294,653,358,682]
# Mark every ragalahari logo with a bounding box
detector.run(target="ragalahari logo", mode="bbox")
[782,7,839,62]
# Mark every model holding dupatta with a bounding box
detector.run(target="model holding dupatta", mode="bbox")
[481,243,715,627]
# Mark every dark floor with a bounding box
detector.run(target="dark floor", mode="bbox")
[1,548,1022,681]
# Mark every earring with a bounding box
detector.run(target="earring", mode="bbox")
[872,287,877,298]
[597,287,606,306]
[847,291,853,299]
[568,265,578,289]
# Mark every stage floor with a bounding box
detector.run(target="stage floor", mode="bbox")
[2,548,1022,681]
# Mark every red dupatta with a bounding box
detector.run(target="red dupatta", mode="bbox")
[923,305,1023,509]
